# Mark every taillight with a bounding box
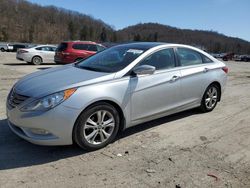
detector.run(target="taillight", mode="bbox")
[222,66,228,74]
[19,50,28,53]
[62,52,70,56]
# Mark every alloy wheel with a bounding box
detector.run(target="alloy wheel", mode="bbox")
[83,110,115,145]
[33,57,42,65]
[205,86,218,109]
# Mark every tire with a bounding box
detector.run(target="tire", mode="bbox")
[32,56,42,65]
[73,102,120,151]
[1,48,5,52]
[200,84,220,112]
[75,58,83,62]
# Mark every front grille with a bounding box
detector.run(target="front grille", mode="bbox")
[8,90,30,108]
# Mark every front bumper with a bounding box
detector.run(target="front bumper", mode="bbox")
[6,102,81,146]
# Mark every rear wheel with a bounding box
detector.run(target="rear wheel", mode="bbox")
[73,102,120,151]
[32,56,42,65]
[75,58,83,62]
[1,48,5,52]
[200,84,220,112]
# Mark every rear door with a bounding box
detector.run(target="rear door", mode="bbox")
[36,46,54,63]
[130,48,182,123]
[87,44,98,56]
[176,47,214,106]
[72,43,94,60]
[46,47,56,62]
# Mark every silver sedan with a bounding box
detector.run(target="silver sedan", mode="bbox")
[16,45,57,65]
[7,43,228,150]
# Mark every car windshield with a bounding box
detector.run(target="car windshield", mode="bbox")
[75,45,146,73]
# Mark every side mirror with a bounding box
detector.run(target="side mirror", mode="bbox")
[132,65,156,76]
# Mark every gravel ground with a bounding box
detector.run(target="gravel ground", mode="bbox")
[0,52,249,188]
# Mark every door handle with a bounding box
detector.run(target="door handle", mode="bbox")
[170,75,180,82]
[203,68,210,73]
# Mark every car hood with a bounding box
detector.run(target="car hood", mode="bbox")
[14,64,115,98]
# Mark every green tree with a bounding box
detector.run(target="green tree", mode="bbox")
[68,21,76,40]
[0,28,8,41]
[133,34,141,41]
[79,26,88,40]
[154,32,158,42]
[28,25,34,42]
[111,32,117,42]
[146,33,153,42]
[100,27,107,42]
[213,42,221,53]
[88,27,94,40]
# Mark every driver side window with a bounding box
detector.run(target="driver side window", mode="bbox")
[138,48,176,70]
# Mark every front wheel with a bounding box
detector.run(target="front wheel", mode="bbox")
[73,102,120,151]
[200,84,220,112]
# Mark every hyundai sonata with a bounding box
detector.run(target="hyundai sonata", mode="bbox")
[7,43,228,150]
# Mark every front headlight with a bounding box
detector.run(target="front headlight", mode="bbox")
[21,88,77,112]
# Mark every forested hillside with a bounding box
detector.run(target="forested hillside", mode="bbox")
[1,0,250,54]
[0,0,116,43]
[117,23,250,54]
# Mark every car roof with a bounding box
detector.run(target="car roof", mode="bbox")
[115,42,167,50]
[62,41,97,44]
[34,45,56,48]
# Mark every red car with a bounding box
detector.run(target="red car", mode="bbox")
[54,41,106,64]
[222,52,234,61]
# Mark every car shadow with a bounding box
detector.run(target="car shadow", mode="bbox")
[37,67,52,70]
[0,108,201,170]
[117,108,201,140]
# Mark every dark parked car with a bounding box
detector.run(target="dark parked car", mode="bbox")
[10,44,29,52]
[236,55,250,62]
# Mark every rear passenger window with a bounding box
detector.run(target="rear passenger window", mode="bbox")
[88,44,97,52]
[138,48,176,70]
[50,47,57,52]
[72,44,89,50]
[97,45,106,52]
[201,54,213,63]
[177,48,203,66]
[36,47,49,51]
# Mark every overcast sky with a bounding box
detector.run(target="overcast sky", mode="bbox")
[28,0,250,42]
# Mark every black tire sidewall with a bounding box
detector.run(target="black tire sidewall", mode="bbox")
[200,84,219,112]
[74,102,120,151]
[75,58,83,62]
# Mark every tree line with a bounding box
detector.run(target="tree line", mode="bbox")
[0,0,115,44]
[117,23,250,54]
[1,0,250,54]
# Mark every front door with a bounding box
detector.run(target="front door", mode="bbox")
[130,48,182,123]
